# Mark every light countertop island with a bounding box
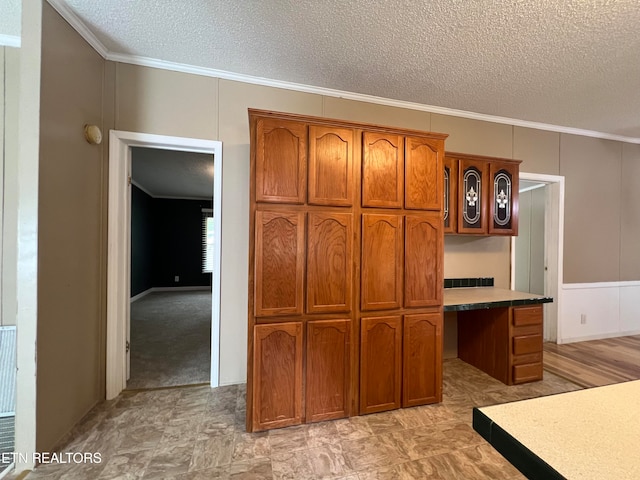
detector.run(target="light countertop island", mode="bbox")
[474,380,640,479]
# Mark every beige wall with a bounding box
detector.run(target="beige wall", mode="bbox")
[620,143,640,281]
[560,134,622,283]
[36,2,107,452]
[2,46,19,328]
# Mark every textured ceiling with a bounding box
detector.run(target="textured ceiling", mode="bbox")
[57,0,640,141]
[0,0,21,39]
[4,1,640,141]
[131,148,213,200]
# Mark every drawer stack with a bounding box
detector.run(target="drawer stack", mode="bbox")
[510,305,543,384]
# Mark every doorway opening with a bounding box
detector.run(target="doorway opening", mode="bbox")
[127,147,214,389]
[510,173,565,343]
[107,131,222,399]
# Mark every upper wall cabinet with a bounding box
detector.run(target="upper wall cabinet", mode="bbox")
[458,156,489,234]
[445,152,522,236]
[405,137,443,211]
[443,156,458,234]
[489,161,519,236]
[362,132,404,208]
[308,126,355,206]
[256,118,307,204]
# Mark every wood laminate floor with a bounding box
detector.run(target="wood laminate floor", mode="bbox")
[543,335,640,388]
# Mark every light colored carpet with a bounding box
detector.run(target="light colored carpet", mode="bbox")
[127,290,211,390]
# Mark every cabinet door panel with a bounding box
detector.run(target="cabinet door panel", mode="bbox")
[405,136,443,210]
[403,313,442,407]
[360,316,402,414]
[443,157,458,233]
[458,158,488,234]
[489,161,519,235]
[255,211,305,317]
[362,132,404,208]
[253,323,303,430]
[309,126,355,206]
[306,320,350,422]
[307,212,353,313]
[405,214,443,308]
[256,118,307,203]
[361,214,403,311]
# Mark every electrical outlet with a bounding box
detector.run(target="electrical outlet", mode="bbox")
[580,314,587,325]
[174,275,180,282]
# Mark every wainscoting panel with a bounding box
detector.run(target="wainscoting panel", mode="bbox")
[561,282,640,343]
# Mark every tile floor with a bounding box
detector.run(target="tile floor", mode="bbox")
[6,359,581,480]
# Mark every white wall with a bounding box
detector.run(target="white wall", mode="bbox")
[561,282,640,343]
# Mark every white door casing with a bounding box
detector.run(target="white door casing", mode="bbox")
[510,173,565,343]
[107,130,223,399]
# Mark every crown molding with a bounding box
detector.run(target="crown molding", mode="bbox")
[0,34,20,47]
[50,0,640,145]
[47,0,108,58]
[106,53,640,145]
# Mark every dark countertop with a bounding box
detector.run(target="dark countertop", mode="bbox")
[443,287,553,312]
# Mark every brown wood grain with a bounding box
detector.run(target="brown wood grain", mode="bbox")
[305,319,350,422]
[544,335,640,388]
[403,312,443,407]
[361,214,403,311]
[359,316,402,414]
[456,157,489,234]
[308,125,355,206]
[255,118,307,204]
[252,323,303,431]
[405,136,443,211]
[404,214,443,308]
[362,132,404,208]
[254,210,305,317]
[306,212,352,314]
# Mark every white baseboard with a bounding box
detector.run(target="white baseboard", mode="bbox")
[130,286,211,303]
[559,329,640,344]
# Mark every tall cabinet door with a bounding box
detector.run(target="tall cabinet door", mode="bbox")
[362,132,404,208]
[489,161,519,236]
[253,323,303,431]
[306,320,350,422]
[403,313,442,407]
[443,157,458,234]
[458,158,488,234]
[255,118,307,204]
[308,126,355,206]
[254,211,305,317]
[307,212,353,314]
[360,316,402,414]
[405,214,443,308]
[361,214,403,311]
[405,136,443,210]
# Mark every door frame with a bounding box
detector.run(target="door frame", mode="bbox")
[510,172,565,343]
[106,130,223,399]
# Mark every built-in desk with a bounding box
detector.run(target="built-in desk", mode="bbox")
[473,380,640,479]
[444,286,553,385]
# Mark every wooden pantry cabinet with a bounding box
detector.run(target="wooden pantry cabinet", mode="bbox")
[247,109,447,432]
[444,152,521,236]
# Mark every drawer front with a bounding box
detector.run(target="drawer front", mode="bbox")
[512,305,542,327]
[512,333,542,356]
[512,363,543,384]
[512,352,542,366]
